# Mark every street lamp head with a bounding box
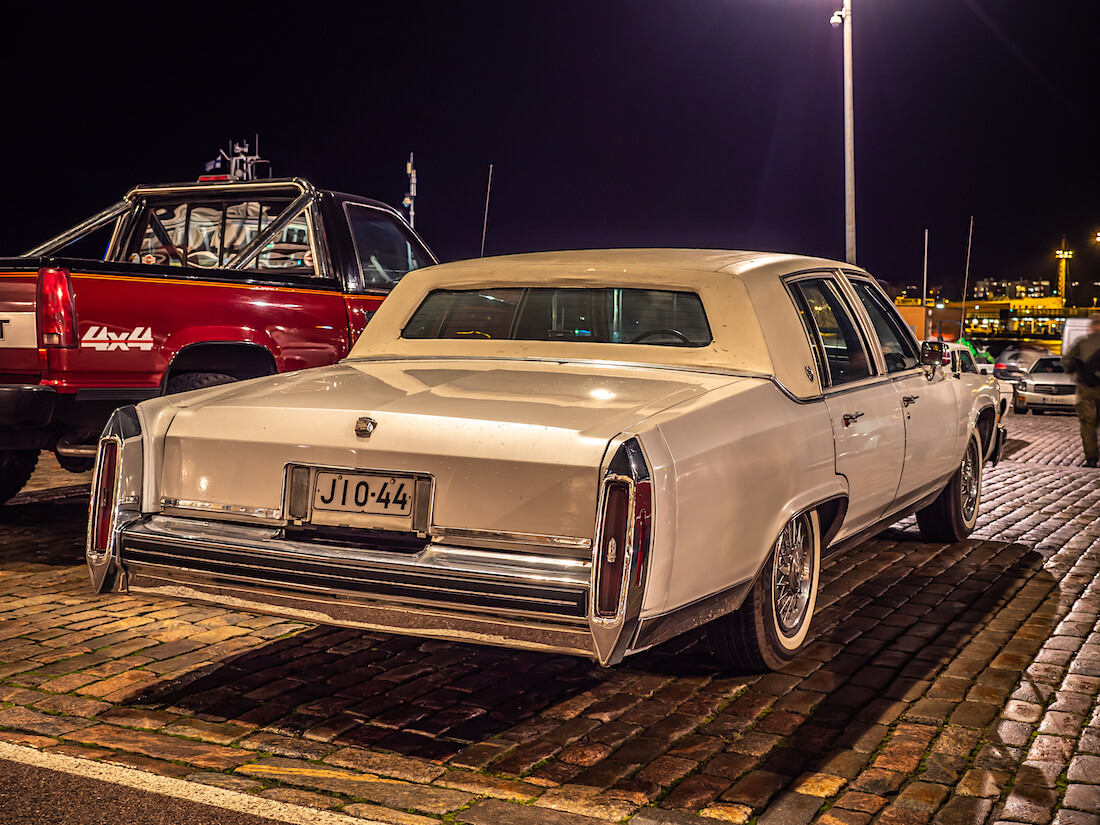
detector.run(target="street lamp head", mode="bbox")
[830,10,844,27]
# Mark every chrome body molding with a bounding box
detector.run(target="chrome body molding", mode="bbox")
[434,526,591,553]
[160,498,284,521]
[631,580,754,653]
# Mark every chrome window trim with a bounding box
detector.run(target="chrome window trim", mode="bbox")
[343,353,772,381]
[436,527,591,552]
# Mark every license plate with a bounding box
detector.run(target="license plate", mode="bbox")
[312,471,414,517]
[0,312,36,348]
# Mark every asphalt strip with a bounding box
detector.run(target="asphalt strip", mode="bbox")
[0,741,379,825]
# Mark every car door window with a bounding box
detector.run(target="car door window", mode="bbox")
[789,277,873,386]
[345,204,432,288]
[957,350,978,374]
[849,280,920,373]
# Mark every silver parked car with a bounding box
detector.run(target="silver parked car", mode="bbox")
[86,250,1004,670]
[1013,355,1075,414]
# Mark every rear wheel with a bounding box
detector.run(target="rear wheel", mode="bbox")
[166,372,237,394]
[915,431,982,542]
[0,450,39,505]
[707,510,820,670]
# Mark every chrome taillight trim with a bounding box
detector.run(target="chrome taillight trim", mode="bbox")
[592,473,636,620]
[88,435,123,558]
[86,407,144,593]
[589,436,654,665]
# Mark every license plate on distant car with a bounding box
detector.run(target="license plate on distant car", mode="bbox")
[312,471,414,517]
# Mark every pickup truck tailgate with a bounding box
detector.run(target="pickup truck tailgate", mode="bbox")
[0,268,40,378]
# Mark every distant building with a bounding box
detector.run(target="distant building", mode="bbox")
[971,278,1053,300]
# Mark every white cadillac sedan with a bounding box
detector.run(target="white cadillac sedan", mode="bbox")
[86,251,1004,670]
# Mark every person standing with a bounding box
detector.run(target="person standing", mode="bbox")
[1062,313,1100,467]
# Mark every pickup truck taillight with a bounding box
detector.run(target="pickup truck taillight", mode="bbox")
[37,266,78,348]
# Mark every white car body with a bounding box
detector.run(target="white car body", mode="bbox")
[87,250,1004,667]
[940,342,1013,420]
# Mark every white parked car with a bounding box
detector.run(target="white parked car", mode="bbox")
[940,342,1013,421]
[86,250,1004,670]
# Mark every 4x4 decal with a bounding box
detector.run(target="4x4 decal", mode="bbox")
[81,326,154,352]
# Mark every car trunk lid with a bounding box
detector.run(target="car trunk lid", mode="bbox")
[158,359,744,551]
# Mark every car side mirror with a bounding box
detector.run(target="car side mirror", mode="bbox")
[920,341,947,367]
[979,366,990,376]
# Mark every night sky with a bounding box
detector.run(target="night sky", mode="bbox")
[3,1,1098,297]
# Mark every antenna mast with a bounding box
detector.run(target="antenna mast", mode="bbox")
[480,164,494,257]
[402,153,417,228]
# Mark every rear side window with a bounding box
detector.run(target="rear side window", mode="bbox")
[849,280,920,373]
[403,287,712,346]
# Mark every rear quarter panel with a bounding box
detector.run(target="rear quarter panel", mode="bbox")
[636,380,840,617]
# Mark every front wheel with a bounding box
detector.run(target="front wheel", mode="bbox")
[707,510,821,670]
[0,450,39,505]
[915,431,982,542]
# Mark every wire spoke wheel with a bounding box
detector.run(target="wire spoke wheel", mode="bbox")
[706,509,821,671]
[915,430,983,542]
[772,513,814,636]
[960,438,979,523]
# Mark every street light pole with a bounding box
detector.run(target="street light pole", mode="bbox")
[832,0,856,265]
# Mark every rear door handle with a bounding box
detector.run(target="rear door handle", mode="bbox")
[903,395,919,407]
[842,411,865,427]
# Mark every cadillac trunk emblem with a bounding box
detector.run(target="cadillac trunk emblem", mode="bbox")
[355,417,377,438]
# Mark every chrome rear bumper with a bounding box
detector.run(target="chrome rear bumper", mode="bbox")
[118,515,597,659]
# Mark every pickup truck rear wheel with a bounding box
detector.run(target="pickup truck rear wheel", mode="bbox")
[706,510,820,671]
[915,431,982,542]
[166,372,237,394]
[0,450,39,505]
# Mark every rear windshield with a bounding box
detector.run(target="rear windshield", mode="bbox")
[403,287,712,346]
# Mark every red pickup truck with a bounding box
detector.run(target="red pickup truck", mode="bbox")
[0,177,436,503]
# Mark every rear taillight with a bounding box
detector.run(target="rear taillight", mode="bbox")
[596,481,631,616]
[37,267,78,348]
[594,439,654,619]
[90,439,119,555]
[994,363,1005,371]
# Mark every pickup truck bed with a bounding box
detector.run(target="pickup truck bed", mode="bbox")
[0,177,435,502]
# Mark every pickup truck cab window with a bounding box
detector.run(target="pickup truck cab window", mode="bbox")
[848,279,920,373]
[126,198,318,276]
[789,277,873,386]
[345,203,431,288]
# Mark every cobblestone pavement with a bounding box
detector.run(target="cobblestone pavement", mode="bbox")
[2,417,1099,825]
